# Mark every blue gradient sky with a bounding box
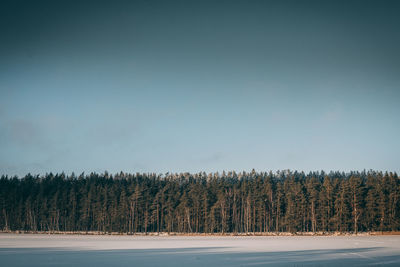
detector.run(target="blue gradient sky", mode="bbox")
[1,0,399,176]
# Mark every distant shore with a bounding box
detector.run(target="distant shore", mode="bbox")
[2,230,400,236]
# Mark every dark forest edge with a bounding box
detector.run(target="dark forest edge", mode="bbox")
[1,170,399,234]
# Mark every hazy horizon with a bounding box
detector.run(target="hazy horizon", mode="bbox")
[1,0,400,176]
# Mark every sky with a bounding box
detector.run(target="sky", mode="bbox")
[1,0,399,176]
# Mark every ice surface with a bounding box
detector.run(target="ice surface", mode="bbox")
[1,234,400,266]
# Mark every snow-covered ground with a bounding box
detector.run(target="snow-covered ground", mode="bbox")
[1,234,400,266]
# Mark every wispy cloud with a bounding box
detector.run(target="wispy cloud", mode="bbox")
[199,152,224,164]
[321,103,344,123]
[2,119,40,147]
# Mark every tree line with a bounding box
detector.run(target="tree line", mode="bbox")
[0,170,399,234]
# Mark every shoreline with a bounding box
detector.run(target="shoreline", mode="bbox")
[2,230,400,236]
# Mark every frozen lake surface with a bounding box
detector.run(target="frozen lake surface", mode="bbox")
[1,234,400,266]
